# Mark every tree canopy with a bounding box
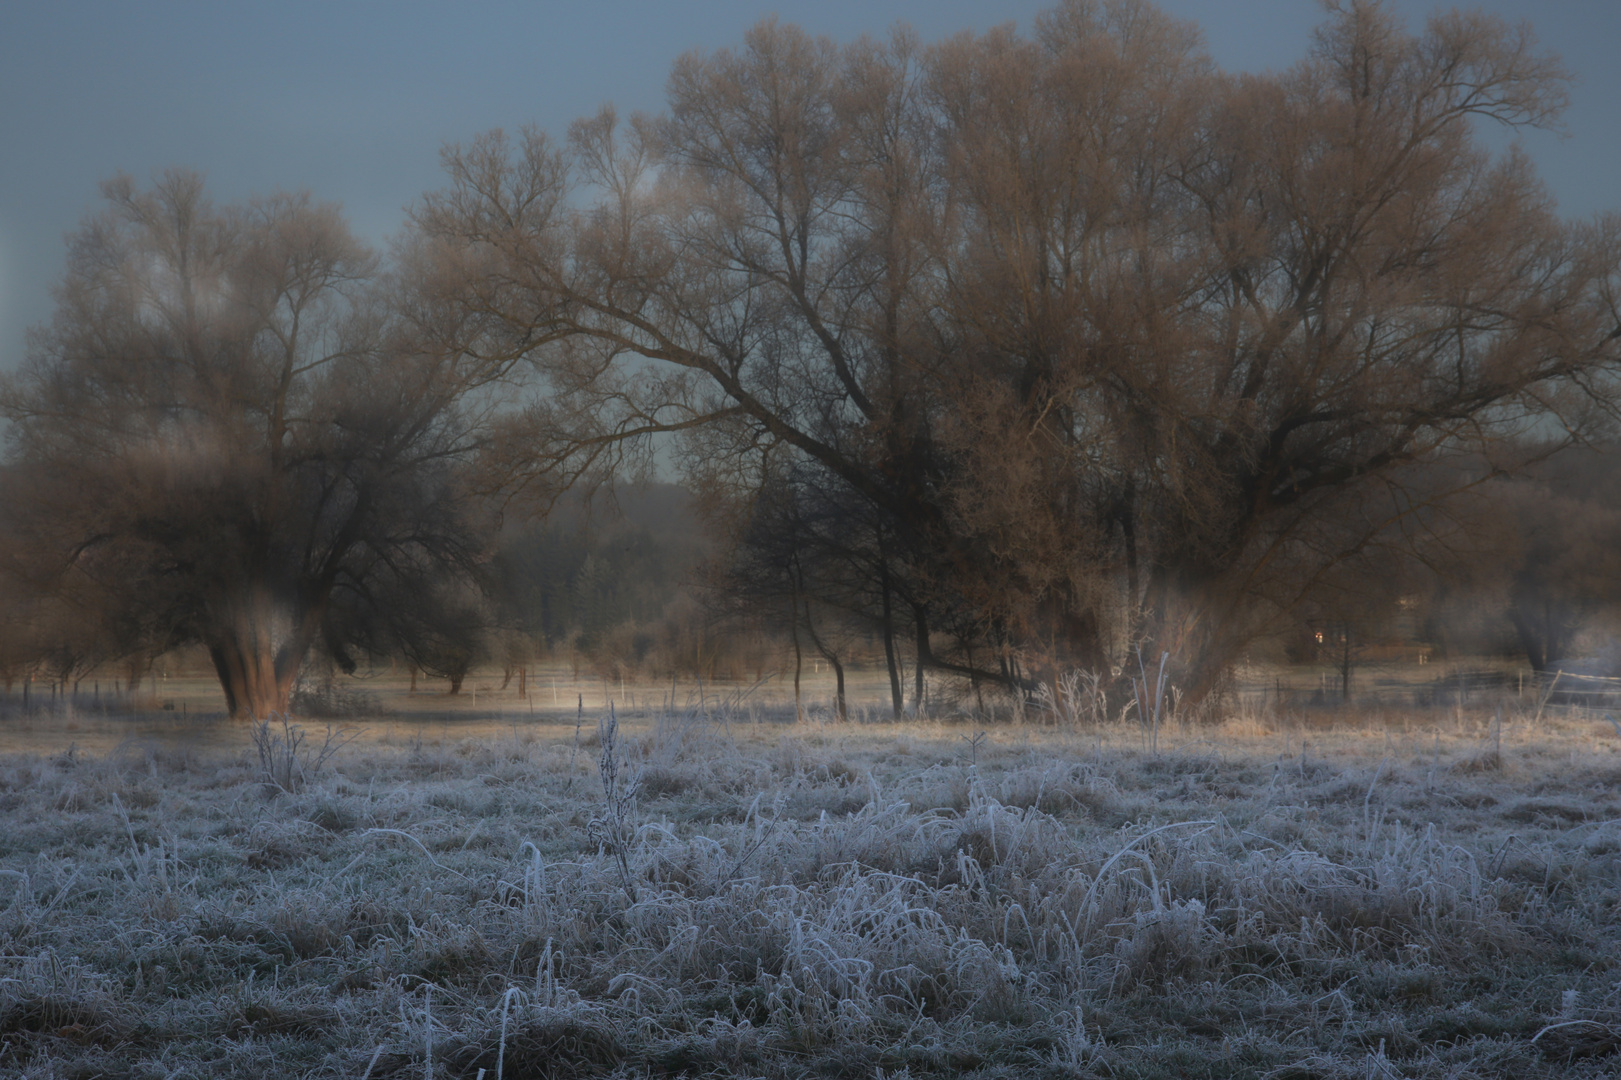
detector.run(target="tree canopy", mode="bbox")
[413,0,1621,705]
[0,172,497,718]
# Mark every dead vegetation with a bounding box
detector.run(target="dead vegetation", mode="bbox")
[3,705,1621,1078]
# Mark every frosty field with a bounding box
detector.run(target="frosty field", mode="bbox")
[3,703,1620,1079]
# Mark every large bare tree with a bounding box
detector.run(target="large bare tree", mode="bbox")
[417,0,1620,704]
[1,172,497,719]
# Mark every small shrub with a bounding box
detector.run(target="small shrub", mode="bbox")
[249,713,356,794]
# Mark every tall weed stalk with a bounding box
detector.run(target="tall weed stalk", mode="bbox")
[1133,650,1170,755]
[589,706,642,904]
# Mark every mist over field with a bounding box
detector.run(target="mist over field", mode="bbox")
[4,0,1621,1075]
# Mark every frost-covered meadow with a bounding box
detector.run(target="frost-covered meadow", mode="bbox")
[3,703,1621,1078]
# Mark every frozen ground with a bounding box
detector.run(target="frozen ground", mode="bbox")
[2,703,1620,1078]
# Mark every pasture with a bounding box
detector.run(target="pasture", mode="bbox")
[2,689,1620,1078]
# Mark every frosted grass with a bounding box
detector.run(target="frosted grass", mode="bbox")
[1,706,1619,1077]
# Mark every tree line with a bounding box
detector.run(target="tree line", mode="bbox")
[2,0,1618,720]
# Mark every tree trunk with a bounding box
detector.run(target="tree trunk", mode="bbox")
[126,655,148,696]
[966,636,985,716]
[911,603,928,713]
[1339,623,1352,705]
[204,585,315,721]
[1510,592,1572,674]
[831,655,846,722]
[880,563,903,718]
[790,592,804,724]
[1121,483,1140,616]
[208,636,297,721]
[802,600,847,723]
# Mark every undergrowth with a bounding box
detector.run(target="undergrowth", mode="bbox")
[2,707,1620,1077]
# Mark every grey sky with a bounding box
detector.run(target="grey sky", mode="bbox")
[2,0,1616,370]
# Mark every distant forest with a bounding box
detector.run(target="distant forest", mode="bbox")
[486,486,716,678]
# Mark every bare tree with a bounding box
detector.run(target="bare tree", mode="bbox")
[0,172,498,719]
[1100,2,1616,700]
[714,468,899,719]
[415,1,1620,705]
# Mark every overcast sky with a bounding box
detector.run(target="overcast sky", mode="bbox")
[2,0,1616,371]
